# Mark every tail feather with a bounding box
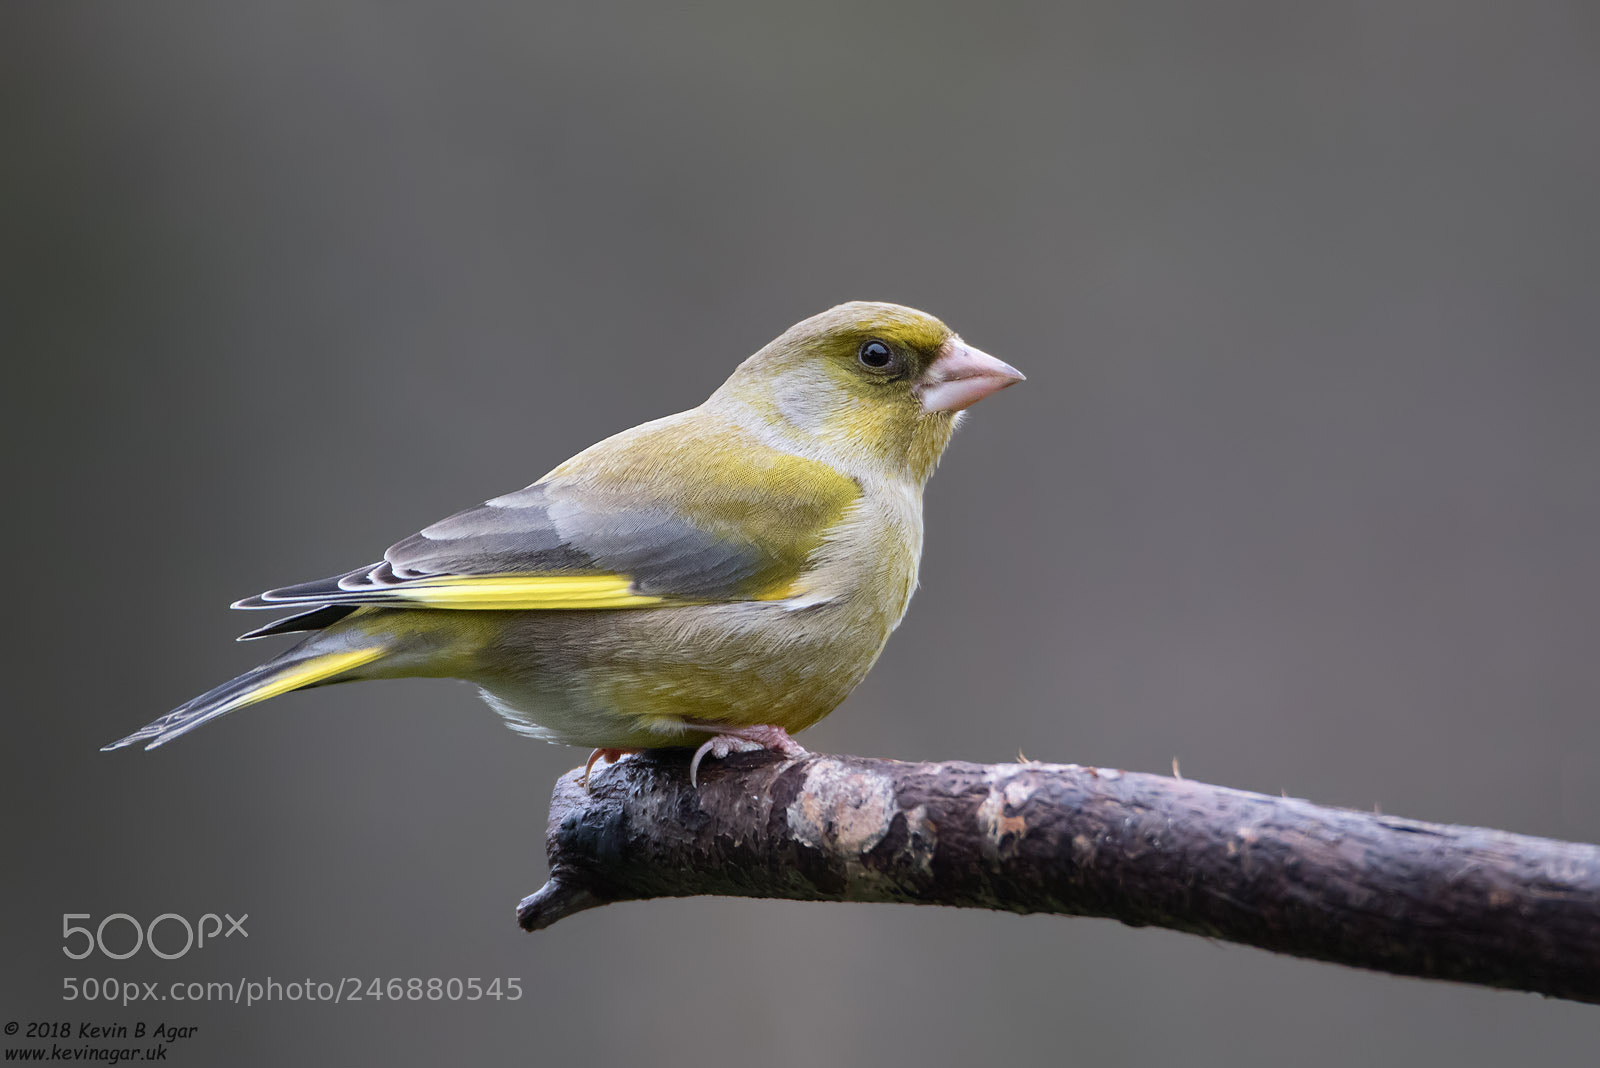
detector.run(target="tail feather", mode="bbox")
[103,646,386,751]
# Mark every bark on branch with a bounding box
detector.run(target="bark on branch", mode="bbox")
[518,751,1600,1004]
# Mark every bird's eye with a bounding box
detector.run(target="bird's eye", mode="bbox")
[858,339,896,371]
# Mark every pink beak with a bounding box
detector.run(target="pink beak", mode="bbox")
[916,337,1026,413]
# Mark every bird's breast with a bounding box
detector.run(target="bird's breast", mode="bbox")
[779,479,924,629]
[474,481,925,748]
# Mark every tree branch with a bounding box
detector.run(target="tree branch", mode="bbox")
[518,751,1600,1004]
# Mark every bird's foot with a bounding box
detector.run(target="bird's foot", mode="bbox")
[580,748,636,791]
[684,723,808,788]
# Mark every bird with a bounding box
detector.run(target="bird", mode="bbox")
[103,301,1024,784]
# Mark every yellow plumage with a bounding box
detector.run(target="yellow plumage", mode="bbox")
[338,575,660,610]
[104,301,1023,772]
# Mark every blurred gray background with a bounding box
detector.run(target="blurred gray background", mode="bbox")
[4,2,1598,1064]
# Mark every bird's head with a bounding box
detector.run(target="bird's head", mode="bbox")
[712,301,1024,484]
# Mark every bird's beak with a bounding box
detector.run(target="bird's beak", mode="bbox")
[916,338,1026,413]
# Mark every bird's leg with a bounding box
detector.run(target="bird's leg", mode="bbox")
[580,748,635,791]
[682,722,808,788]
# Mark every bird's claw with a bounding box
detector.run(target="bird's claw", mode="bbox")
[688,736,755,788]
[580,748,634,791]
[686,724,808,788]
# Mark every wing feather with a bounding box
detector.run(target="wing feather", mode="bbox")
[234,421,860,613]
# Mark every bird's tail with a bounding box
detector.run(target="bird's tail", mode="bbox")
[102,638,389,752]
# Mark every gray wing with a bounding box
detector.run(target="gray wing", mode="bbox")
[233,481,817,612]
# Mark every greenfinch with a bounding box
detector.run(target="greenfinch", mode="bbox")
[105,301,1024,782]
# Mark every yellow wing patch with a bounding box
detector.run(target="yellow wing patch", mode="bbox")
[379,574,664,610]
